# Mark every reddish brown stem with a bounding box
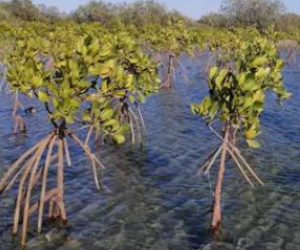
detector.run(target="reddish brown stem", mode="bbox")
[212,125,230,232]
[161,54,174,89]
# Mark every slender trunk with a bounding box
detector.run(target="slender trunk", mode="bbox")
[161,54,174,89]
[212,125,230,232]
[167,55,174,88]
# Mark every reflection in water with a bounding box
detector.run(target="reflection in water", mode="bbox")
[0,56,300,249]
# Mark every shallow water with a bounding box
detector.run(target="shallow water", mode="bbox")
[0,56,300,250]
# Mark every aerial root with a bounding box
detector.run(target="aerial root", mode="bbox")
[17,134,52,245]
[128,107,144,144]
[197,146,220,175]
[84,125,94,146]
[0,135,49,194]
[69,133,106,191]
[0,128,107,246]
[129,112,136,144]
[12,91,26,134]
[63,137,72,167]
[137,105,146,131]
[204,146,223,176]
[227,147,255,188]
[230,145,264,186]
[13,115,26,134]
[198,125,264,187]
[38,135,57,233]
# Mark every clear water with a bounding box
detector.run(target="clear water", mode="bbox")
[0,56,300,250]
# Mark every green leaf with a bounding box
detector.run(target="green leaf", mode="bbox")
[112,134,125,144]
[209,66,218,80]
[125,74,134,88]
[247,139,261,149]
[70,98,81,108]
[128,95,135,103]
[251,56,268,68]
[103,119,119,129]
[17,40,25,48]
[137,93,146,104]
[37,91,49,103]
[76,39,85,54]
[191,104,199,115]
[98,43,112,58]
[281,91,292,100]
[255,67,270,78]
[240,73,256,92]
[100,109,114,121]
[52,98,59,108]
[32,76,43,88]
[245,126,258,139]
[275,59,284,70]
[215,69,228,90]
[243,96,254,109]
[114,90,126,98]
[65,116,75,124]
[102,80,108,92]
[82,111,91,122]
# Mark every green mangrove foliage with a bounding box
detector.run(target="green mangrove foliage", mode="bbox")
[140,18,196,88]
[192,36,291,231]
[0,22,160,246]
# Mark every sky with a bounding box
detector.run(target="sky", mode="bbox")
[32,0,300,20]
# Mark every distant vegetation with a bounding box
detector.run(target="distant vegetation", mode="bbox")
[1,0,300,43]
[0,0,299,35]
[0,0,190,26]
[200,0,285,30]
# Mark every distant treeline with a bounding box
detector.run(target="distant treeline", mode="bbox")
[0,0,191,26]
[199,0,300,33]
[1,0,300,33]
